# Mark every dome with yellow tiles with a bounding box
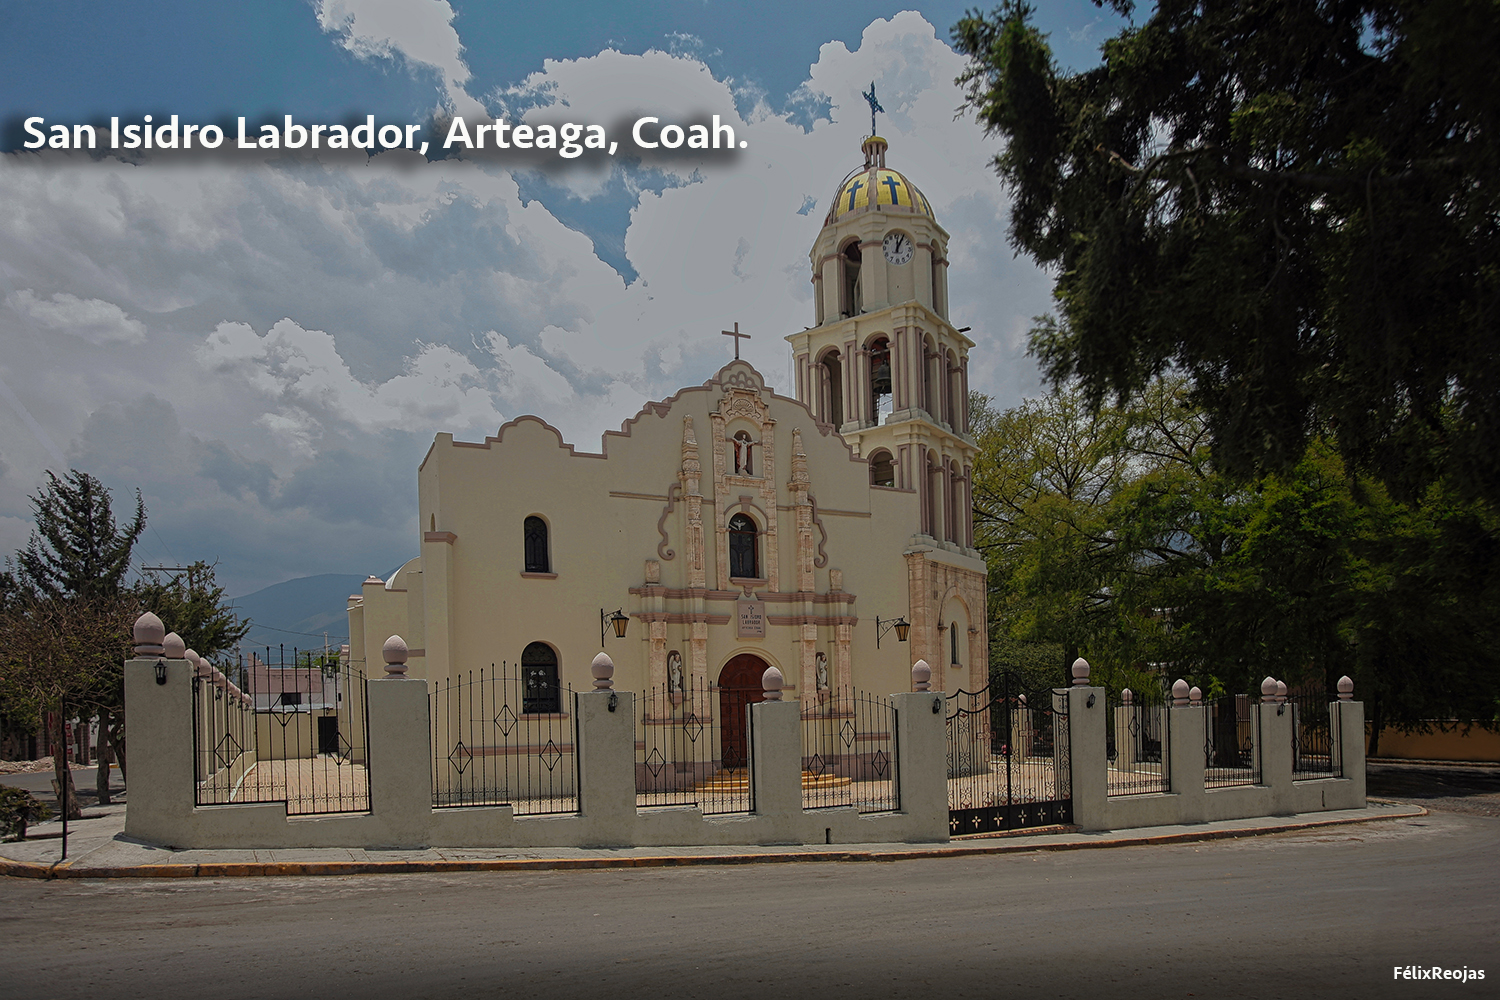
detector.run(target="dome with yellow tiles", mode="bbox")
[826,136,935,225]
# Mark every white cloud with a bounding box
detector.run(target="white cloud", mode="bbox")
[7,289,147,345]
[0,12,1053,594]
[313,0,488,119]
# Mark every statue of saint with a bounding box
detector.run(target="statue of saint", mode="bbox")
[667,651,683,693]
[815,652,829,692]
[732,431,754,475]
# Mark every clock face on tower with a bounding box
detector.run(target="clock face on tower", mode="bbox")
[882,231,914,266]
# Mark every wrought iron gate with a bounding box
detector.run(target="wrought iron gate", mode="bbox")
[946,673,1072,835]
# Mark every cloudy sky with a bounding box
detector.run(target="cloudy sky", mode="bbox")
[0,1,1128,597]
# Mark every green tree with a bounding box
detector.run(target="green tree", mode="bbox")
[16,471,145,600]
[2,470,145,815]
[954,0,1500,505]
[974,376,1500,743]
[136,561,250,664]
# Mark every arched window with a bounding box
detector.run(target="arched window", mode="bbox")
[950,621,960,667]
[868,336,892,422]
[728,513,759,579]
[841,241,863,316]
[820,350,843,427]
[521,642,559,713]
[523,516,550,573]
[869,450,895,488]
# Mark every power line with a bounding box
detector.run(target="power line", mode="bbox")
[245,622,350,640]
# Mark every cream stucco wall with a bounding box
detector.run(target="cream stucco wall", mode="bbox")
[351,361,984,710]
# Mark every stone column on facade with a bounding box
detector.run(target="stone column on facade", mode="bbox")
[916,242,935,306]
[681,417,707,591]
[891,328,907,411]
[911,332,926,414]
[689,620,709,714]
[842,336,857,428]
[963,464,975,549]
[834,621,853,713]
[800,623,819,716]
[760,417,779,594]
[789,428,814,594]
[855,345,872,427]
[905,552,934,692]
[959,355,971,433]
[648,619,668,718]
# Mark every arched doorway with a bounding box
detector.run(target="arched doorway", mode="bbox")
[718,654,769,769]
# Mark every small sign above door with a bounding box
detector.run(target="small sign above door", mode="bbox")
[736,600,766,638]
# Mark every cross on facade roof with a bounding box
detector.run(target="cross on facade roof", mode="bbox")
[721,322,750,360]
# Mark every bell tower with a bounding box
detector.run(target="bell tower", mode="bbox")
[785,133,987,690]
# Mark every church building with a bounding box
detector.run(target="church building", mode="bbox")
[347,134,987,729]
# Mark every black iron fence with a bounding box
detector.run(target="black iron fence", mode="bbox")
[1106,689,1169,796]
[192,648,370,815]
[431,664,577,815]
[635,678,753,816]
[1291,693,1343,781]
[947,676,1072,834]
[1204,694,1260,788]
[800,688,899,814]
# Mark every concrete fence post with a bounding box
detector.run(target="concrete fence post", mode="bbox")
[364,635,432,847]
[575,690,637,843]
[1167,702,1207,823]
[1259,696,1295,814]
[575,655,637,845]
[1335,697,1367,805]
[750,671,802,826]
[1068,685,1108,831]
[891,688,948,841]
[122,654,195,844]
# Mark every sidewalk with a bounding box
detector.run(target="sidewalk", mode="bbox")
[0,797,1424,880]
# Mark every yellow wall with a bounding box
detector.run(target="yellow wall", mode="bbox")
[1369,724,1500,762]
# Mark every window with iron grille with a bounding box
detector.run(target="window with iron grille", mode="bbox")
[728,513,758,578]
[520,642,560,713]
[523,515,550,573]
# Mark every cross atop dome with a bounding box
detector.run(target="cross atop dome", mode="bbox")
[860,81,885,137]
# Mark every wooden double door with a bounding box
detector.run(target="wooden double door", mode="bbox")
[717,654,768,768]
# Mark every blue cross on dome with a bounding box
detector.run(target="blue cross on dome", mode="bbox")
[881,174,903,205]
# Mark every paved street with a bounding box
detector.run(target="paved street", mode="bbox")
[3,808,1495,1000]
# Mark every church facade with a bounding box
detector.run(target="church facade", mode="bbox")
[347,135,987,721]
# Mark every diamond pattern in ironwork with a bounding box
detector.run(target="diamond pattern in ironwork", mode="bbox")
[683,712,703,743]
[493,704,517,736]
[871,749,889,778]
[808,752,827,776]
[539,739,562,771]
[449,740,472,774]
[214,733,241,769]
[645,747,665,778]
[840,720,855,748]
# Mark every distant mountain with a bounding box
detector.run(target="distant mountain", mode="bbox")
[228,573,371,659]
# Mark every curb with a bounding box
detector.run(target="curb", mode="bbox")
[1,803,1426,881]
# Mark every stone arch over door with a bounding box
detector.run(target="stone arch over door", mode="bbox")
[718,653,769,769]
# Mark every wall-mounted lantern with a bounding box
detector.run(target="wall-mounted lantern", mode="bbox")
[875,615,910,649]
[154,659,168,685]
[600,608,630,647]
